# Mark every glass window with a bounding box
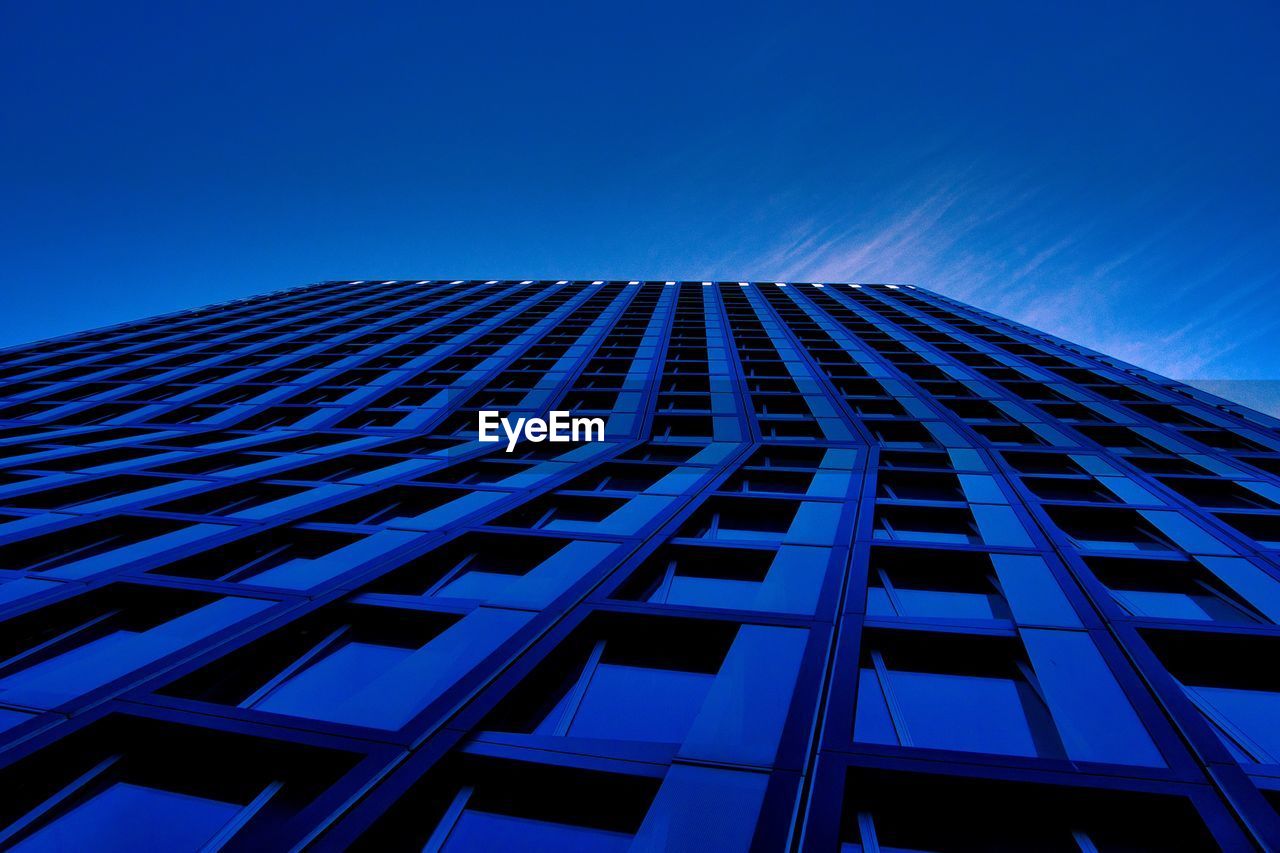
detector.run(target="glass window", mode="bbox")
[441,807,631,852]
[1185,685,1280,764]
[1145,629,1280,765]
[854,636,1065,760]
[873,505,980,545]
[1045,506,1174,552]
[534,642,715,744]
[838,767,1221,852]
[865,549,1011,622]
[10,783,242,853]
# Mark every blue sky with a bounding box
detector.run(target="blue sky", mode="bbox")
[3,2,1279,394]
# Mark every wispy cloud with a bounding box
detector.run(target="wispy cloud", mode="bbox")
[725,164,1280,382]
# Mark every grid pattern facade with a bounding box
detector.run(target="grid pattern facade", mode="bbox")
[0,279,1276,850]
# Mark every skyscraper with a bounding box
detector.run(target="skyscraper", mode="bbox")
[0,279,1277,850]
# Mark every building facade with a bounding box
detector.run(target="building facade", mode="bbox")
[0,279,1277,850]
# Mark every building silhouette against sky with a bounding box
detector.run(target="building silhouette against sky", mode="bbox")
[0,280,1277,850]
